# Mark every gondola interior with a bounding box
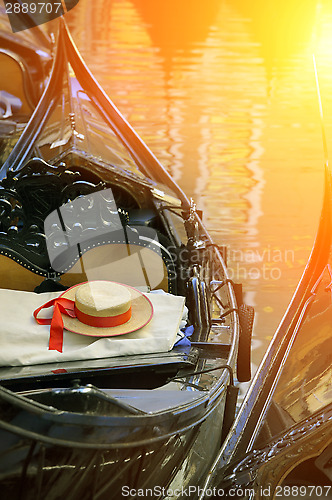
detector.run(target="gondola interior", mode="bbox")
[0,13,254,499]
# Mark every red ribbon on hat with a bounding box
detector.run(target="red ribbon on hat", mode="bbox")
[74,305,131,327]
[34,298,76,352]
[34,298,132,353]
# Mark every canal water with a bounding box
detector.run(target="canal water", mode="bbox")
[64,0,332,383]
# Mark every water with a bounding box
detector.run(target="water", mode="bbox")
[62,0,332,373]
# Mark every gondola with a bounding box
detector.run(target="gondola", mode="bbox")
[0,12,254,499]
[198,79,332,500]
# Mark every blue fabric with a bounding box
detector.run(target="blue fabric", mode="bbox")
[174,325,194,346]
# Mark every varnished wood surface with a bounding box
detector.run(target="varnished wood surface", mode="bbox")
[0,51,33,115]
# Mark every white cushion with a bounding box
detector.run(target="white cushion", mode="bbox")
[0,288,185,366]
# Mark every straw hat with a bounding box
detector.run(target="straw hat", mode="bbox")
[60,281,153,337]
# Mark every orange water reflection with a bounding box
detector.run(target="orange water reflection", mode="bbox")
[62,0,332,372]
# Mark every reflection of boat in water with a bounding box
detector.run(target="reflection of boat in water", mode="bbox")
[0,11,254,498]
[132,0,317,70]
[131,0,222,53]
[200,108,332,499]
[129,0,227,204]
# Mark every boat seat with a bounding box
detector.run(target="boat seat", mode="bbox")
[0,50,35,116]
[58,225,176,293]
[0,160,177,294]
[0,225,176,294]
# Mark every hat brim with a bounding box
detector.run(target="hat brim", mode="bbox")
[60,281,153,337]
